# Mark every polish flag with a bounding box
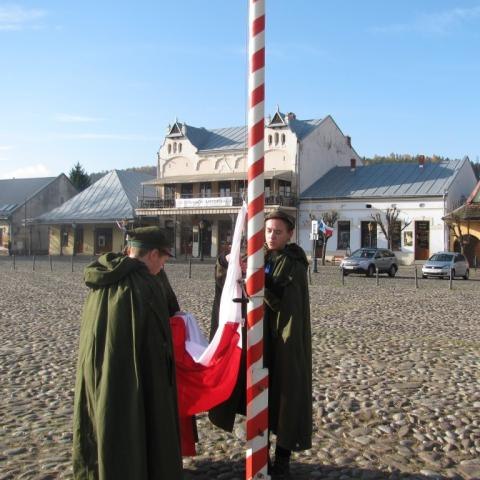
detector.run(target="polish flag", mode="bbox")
[319,219,334,238]
[170,203,247,456]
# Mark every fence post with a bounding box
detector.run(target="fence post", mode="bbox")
[33,255,36,271]
[376,266,379,286]
[188,258,192,279]
[308,266,312,285]
[475,256,477,272]
[49,255,53,272]
[12,254,16,271]
[449,267,453,290]
[341,266,345,286]
[71,254,74,273]
[414,265,418,289]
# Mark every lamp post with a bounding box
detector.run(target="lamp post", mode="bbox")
[72,223,77,255]
[198,220,205,261]
[368,221,374,248]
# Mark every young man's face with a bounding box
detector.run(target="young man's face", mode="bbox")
[130,249,170,275]
[265,218,293,251]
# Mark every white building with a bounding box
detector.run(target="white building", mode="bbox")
[299,158,477,264]
[136,109,361,258]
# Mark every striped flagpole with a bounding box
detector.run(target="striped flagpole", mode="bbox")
[246,0,268,479]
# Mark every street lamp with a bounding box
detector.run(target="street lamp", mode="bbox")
[198,220,205,261]
[368,221,374,248]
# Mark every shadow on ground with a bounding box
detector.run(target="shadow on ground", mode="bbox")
[183,459,456,479]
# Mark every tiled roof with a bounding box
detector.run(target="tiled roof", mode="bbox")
[0,177,57,217]
[35,170,155,224]
[301,159,466,199]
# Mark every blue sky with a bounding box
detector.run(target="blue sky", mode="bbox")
[0,0,479,178]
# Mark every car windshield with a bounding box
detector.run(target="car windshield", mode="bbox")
[350,249,376,259]
[429,254,453,262]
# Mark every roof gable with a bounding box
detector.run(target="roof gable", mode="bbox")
[301,160,466,200]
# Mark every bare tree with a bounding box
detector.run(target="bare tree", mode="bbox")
[371,207,412,250]
[444,214,470,254]
[320,210,339,265]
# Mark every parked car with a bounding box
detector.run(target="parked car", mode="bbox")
[340,248,398,277]
[422,252,469,280]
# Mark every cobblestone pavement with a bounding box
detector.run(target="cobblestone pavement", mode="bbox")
[0,256,479,479]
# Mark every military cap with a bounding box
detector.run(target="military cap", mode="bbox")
[126,226,173,256]
[264,209,295,230]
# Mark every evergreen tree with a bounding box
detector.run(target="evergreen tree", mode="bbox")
[69,163,91,191]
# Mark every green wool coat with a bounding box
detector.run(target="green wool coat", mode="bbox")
[72,253,183,480]
[208,245,312,452]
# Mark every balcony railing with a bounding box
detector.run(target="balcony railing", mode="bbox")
[138,192,297,209]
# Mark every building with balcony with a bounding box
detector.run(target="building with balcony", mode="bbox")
[136,109,361,258]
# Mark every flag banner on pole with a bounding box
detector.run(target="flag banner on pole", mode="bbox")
[319,219,334,237]
[169,203,247,455]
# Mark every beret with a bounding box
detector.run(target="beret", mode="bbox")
[264,209,295,230]
[126,226,173,256]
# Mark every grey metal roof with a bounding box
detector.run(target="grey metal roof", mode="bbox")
[301,159,466,200]
[180,118,323,152]
[36,170,155,224]
[0,176,57,217]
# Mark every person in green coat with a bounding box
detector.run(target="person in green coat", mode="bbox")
[209,210,312,477]
[73,227,184,480]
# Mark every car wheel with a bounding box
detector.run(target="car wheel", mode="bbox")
[388,265,397,277]
[366,265,375,277]
[422,273,427,279]
[463,269,469,280]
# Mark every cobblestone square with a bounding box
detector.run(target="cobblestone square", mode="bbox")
[1,257,479,479]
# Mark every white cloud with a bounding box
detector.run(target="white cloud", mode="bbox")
[0,4,46,31]
[0,163,51,179]
[55,114,104,123]
[371,5,480,35]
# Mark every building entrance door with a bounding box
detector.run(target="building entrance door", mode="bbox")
[95,228,112,254]
[75,226,84,254]
[415,221,430,260]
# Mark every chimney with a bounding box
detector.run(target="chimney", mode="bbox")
[418,155,425,168]
[350,158,357,171]
[286,112,296,123]
[346,135,352,148]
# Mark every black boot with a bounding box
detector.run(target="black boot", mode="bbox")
[271,446,291,478]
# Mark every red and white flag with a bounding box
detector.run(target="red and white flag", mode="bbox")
[170,203,247,455]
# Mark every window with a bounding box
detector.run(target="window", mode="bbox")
[361,221,377,248]
[181,184,193,198]
[219,181,231,197]
[268,135,272,146]
[281,133,286,145]
[390,221,401,251]
[274,133,279,146]
[278,180,291,197]
[337,221,350,249]
[168,144,172,154]
[165,185,176,199]
[173,142,177,154]
[61,228,69,247]
[200,182,212,197]
[264,180,271,198]
[178,143,182,153]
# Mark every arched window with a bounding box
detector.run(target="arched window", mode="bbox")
[268,135,272,146]
[281,133,286,145]
[178,143,182,153]
[274,133,279,145]
[168,144,172,154]
[173,142,177,153]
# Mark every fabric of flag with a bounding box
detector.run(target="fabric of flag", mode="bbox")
[319,219,334,237]
[169,203,247,456]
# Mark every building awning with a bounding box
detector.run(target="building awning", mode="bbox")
[143,170,293,186]
[136,205,296,217]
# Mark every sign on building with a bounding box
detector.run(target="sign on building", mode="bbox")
[175,197,233,208]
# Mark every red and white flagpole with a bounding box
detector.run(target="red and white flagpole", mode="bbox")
[246,0,268,479]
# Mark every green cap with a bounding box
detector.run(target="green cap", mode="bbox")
[265,209,295,230]
[126,226,173,256]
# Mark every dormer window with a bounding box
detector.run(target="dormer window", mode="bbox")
[168,144,172,154]
[281,134,286,145]
[274,133,279,146]
[268,135,272,146]
[178,143,182,153]
[173,142,177,154]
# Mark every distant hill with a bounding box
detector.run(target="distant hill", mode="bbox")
[90,166,157,184]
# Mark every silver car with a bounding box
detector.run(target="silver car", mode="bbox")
[422,252,469,280]
[340,248,398,277]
